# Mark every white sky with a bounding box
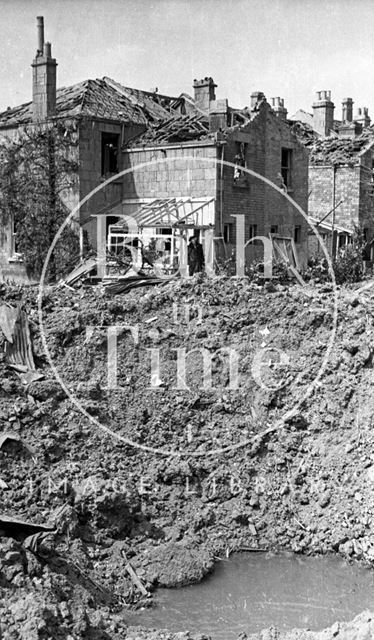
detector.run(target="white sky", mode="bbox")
[0,0,374,119]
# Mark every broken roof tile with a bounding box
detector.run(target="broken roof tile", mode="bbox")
[0,77,181,128]
[309,129,374,165]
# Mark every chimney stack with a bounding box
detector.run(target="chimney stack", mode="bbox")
[250,91,265,110]
[32,16,57,122]
[209,98,228,131]
[271,97,287,120]
[193,77,216,113]
[355,107,371,128]
[312,90,334,136]
[342,98,353,123]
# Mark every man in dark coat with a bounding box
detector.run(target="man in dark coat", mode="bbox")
[188,236,204,276]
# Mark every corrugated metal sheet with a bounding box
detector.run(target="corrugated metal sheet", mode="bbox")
[5,309,36,371]
[0,305,36,371]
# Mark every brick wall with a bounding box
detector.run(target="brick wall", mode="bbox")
[309,165,360,231]
[308,160,374,241]
[359,148,374,236]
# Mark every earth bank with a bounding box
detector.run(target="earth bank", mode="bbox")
[0,276,373,638]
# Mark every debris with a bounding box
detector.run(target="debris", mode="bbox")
[23,530,55,553]
[103,272,172,295]
[130,112,210,145]
[62,257,97,286]
[0,304,18,343]
[0,304,44,384]
[0,515,55,539]
[124,562,149,597]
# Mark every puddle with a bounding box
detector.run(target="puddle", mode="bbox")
[126,551,374,639]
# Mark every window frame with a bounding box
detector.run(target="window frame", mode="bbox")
[281,147,293,191]
[294,225,301,244]
[101,132,120,177]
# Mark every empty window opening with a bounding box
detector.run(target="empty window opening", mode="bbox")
[249,224,258,239]
[270,225,278,235]
[294,225,301,243]
[223,223,234,243]
[10,216,22,259]
[101,132,119,176]
[281,148,292,189]
[234,141,248,181]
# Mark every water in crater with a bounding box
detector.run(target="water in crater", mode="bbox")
[126,551,374,639]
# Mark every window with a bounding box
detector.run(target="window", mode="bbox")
[338,234,348,248]
[234,141,248,181]
[270,225,278,235]
[248,224,261,245]
[8,216,23,261]
[281,148,292,190]
[223,223,233,243]
[101,132,119,176]
[294,225,301,243]
[249,224,257,240]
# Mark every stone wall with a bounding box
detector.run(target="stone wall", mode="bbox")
[122,143,218,200]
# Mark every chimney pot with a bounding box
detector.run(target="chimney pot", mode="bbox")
[270,96,287,120]
[43,42,52,58]
[36,16,44,55]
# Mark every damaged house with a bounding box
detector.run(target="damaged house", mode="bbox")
[291,93,374,256]
[0,16,309,283]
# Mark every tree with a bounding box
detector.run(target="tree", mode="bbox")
[0,120,80,281]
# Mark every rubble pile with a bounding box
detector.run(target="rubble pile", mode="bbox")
[0,276,374,638]
[309,130,374,165]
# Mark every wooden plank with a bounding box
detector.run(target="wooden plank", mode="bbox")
[125,562,148,596]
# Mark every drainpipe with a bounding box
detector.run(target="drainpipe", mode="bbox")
[331,164,337,258]
[219,144,225,256]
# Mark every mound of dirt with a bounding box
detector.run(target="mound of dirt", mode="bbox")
[0,276,374,638]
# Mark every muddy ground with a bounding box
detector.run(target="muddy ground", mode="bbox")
[0,276,374,639]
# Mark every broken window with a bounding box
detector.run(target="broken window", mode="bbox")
[270,225,278,235]
[223,223,233,243]
[294,225,301,243]
[9,216,22,261]
[248,224,261,245]
[249,224,257,240]
[101,132,119,176]
[281,148,292,190]
[234,142,248,181]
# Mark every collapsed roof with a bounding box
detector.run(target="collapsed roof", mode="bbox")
[0,77,181,128]
[309,129,374,165]
[127,112,210,145]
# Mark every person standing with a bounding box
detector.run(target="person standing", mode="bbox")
[188,235,204,276]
